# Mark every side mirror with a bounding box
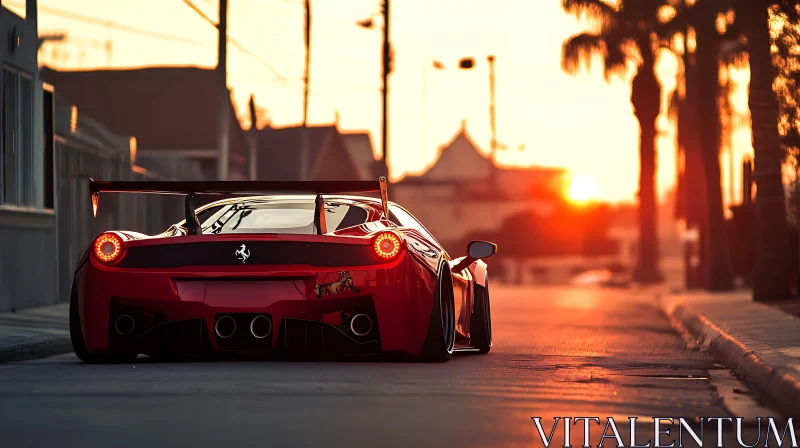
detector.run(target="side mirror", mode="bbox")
[453,241,497,273]
[467,241,496,259]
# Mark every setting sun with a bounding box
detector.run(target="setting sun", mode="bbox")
[567,174,600,204]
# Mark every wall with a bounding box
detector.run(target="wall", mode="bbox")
[392,183,554,243]
[52,108,191,304]
[0,207,57,311]
[0,2,50,312]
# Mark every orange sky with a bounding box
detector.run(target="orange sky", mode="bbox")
[5,0,756,204]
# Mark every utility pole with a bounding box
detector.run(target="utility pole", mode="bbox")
[487,55,497,187]
[381,0,390,179]
[299,0,311,180]
[216,0,230,181]
[421,58,428,160]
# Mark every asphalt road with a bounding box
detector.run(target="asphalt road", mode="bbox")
[0,285,783,447]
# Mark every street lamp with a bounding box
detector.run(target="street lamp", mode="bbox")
[356,18,375,29]
[357,1,391,179]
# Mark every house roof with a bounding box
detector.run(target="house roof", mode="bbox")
[417,126,493,182]
[340,132,379,180]
[256,125,337,181]
[39,66,247,163]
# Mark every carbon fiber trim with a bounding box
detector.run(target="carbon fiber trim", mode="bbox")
[279,318,380,358]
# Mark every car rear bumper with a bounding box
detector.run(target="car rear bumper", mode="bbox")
[106,295,384,358]
[78,256,437,358]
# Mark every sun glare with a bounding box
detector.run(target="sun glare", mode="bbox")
[567,174,599,204]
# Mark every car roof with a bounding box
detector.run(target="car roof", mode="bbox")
[194,194,391,212]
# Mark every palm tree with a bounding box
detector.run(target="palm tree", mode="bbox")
[660,0,736,290]
[772,1,800,292]
[562,0,665,283]
[693,0,736,290]
[664,0,797,293]
[740,0,793,299]
[772,1,800,153]
[669,50,708,288]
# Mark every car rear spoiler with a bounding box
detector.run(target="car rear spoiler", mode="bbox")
[89,177,390,235]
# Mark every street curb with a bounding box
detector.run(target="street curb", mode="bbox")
[661,302,800,418]
[0,337,72,364]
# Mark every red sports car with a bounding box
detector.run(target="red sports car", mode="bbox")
[70,178,496,362]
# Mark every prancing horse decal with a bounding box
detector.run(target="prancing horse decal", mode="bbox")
[314,271,359,297]
[235,244,250,264]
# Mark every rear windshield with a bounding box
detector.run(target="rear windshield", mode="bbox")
[198,201,368,234]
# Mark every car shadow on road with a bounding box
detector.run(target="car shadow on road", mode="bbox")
[77,350,486,365]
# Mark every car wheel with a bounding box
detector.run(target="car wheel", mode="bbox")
[420,262,456,362]
[471,273,492,354]
[69,279,137,364]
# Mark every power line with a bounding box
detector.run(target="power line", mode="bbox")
[30,0,287,85]
[228,39,287,83]
[244,0,303,6]
[6,1,208,47]
[181,0,288,83]
[228,70,380,93]
[231,2,367,28]
[181,0,216,26]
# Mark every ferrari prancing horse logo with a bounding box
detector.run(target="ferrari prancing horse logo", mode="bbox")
[235,244,250,264]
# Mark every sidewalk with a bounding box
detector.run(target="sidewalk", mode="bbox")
[0,303,71,363]
[657,290,800,418]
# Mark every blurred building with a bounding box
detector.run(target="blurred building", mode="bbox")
[392,122,567,253]
[255,125,379,181]
[39,66,247,181]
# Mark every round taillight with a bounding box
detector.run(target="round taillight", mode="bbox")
[93,232,124,265]
[372,231,402,261]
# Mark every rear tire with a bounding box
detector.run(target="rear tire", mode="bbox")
[69,279,137,364]
[419,263,456,362]
[471,273,492,354]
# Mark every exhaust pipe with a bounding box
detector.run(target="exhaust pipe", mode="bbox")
[215,315,236,339]
[114,315,135,335]
[350,314,372,337]
[249,315,272,339]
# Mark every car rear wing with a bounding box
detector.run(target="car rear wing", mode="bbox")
[89,177,390,235]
